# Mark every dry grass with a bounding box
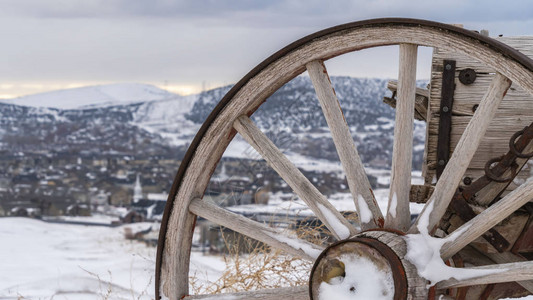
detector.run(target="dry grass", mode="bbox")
[190,235,312,295]
[188,212,359,295]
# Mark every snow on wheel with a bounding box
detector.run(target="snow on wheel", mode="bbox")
[155,19,533,299]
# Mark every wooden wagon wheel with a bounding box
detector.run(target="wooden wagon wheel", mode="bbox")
[156,18,533,299]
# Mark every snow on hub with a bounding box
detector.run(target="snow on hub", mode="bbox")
[309,230,428,300]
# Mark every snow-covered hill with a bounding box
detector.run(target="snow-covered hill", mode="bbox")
[0,83,180,109]
[0,77,427,169]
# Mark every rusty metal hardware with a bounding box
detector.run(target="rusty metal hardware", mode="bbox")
[439,122,533,251]
[309,234,408,300]
[436,60,457,179]
[510,127,533,158]
[484,156,519,183]
[460,122,533,202]
[459,68,477,85]
[450,192,510,252]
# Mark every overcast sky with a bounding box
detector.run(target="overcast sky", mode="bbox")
[2,0,533,98]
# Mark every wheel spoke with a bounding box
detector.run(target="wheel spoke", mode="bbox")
[436,261,533,289]
[307,60,383,230]
[410,73,512,234]
[386,44,418,231]
[440,180,533,259]
[183,286,309,300]
[189,198,324,260]
[234,115,358,240]
[482,251,533,294]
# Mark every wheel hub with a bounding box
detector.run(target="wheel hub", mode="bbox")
[309,231,425,300]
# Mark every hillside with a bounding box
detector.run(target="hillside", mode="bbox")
[0,76,427,169]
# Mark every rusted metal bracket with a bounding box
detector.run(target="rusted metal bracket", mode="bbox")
[436,60,456,179]
[442,122,533,252]
[462,122,533,203]
[450,191,510,252]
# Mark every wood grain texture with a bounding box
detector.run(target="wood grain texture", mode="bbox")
[234,115,357,240]
[189,198,324,260]
[440,180,533,259]
[386,44,418,232]
[482,250,533,293]
[386,80,429,121]
[307,60,383,230]
[411,73,512,234]
[436,261,533,289]
[183,286,309,300]
[424,36,533,185]
[160,25,533,299]
[361,231,428,299]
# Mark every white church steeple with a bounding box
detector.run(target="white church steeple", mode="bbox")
[133,174,142,203]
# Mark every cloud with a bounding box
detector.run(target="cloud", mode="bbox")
[1,0,533,98]
[3,0,532,24]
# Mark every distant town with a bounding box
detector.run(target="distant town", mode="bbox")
[0,149,377,225]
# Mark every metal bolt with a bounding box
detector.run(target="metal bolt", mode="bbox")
[445,64,452,70]
[463,177,472,185]
[442,106,449,113]
[459,68,477,85]
[438,160,446,166]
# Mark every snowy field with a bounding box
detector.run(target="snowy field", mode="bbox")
[0,218,231,299]
[1,217,533,300]
[0,217,158,299]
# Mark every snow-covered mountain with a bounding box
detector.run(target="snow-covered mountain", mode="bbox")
[0,83,179,110]
[0,77,426,169]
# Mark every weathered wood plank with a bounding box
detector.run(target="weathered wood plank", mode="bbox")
[184,286,309,300]
[426,116,533,168]
[307,60,383,230]
[234,115,357,240]
[388,80,429,98]
[386,44,418,232]
[412,73,512,234]
[424,36,533,185]
[440,180,533,259]
[189,198,324,260]
[386,80,429,121]
[436,261,533,289]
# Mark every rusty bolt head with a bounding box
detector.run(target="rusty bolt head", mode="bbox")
[459,68,477,85]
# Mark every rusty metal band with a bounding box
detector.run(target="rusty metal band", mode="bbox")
[436,60,456,179]
[155,19,533,299]
[308,235,408,300]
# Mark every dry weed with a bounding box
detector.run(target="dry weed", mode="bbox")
[188,211,359,295]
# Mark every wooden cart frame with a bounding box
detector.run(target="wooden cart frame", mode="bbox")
[155,18,533,299]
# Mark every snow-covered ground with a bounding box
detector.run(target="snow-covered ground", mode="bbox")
[2,216,533,300]
[0,217,232,300]
[0,218,157,299]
